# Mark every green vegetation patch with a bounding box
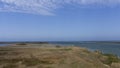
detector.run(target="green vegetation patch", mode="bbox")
[3,64,18,68]
[59,48,72,51]
[0,57,55,67]
[22,58,41,66]
[16,43,27,45]
[22,58,54,66]
[102,54,120,65]
[0,49,12,51]
[0,58,22,64]
[55,45,62,48]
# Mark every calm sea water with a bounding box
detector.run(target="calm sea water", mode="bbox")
[0,44,8,46]
[50,42,120,56]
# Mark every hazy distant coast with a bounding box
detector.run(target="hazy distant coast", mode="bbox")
[0,42,48,44]
[1,41,120,44]
[1,41,120,45]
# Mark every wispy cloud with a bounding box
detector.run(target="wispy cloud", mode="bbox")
[0,0,120,15]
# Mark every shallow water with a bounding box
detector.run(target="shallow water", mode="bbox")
[0,44,8,46]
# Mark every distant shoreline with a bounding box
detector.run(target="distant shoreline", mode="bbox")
[0,42,48,44]
[1,41,120,44]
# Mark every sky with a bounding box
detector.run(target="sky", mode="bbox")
[0,0,120,41]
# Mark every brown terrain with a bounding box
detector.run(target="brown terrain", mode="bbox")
[0,43,120,68]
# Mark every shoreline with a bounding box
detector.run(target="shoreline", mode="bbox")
[0,43,120,57]
[0,43,120,68]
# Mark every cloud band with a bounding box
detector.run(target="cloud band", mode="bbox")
[0,0,120,15]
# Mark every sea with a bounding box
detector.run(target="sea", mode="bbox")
[0,44,8,46]
[50,42,120,56]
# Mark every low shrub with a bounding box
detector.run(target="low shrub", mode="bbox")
[102,54,120,65]
[3,64,18,68]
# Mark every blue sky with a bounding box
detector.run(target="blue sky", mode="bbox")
[0,0,120,41]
